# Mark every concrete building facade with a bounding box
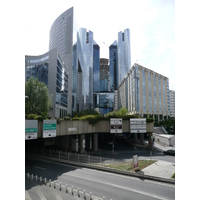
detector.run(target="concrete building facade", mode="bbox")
[118,63,170,121]
[25,48,68,118]
[169,90,175,117]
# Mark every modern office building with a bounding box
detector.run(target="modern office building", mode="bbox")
[93,42,100,93]
[117,29,131,85]
[118,63,170,121]
[93,93,114,115]
[109,40,118,92]
[49,7,78,115]
[99,58,109,92]
[25,48,68,118]
[72,28,100,111]
[169,90,175,118]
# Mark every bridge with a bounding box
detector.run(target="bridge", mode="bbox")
[25,120,154,153]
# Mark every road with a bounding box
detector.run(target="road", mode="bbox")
[25,158,175,200]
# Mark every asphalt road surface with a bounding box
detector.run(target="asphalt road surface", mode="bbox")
[25,158,175,200]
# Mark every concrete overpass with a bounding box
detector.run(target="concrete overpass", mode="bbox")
[25,120,154,153]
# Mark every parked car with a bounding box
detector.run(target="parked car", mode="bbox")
[163,149,175,156]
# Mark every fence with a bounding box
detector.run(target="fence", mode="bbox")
[26,172,112,200]
[26,147,124,167]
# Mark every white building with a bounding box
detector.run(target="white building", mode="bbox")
[169,90,175,117]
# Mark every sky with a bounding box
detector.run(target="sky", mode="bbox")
[24,0,175,90]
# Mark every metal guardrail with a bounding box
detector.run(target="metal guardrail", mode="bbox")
[26,172,110,200]
[26,147,175,184]
[27,147,123,166]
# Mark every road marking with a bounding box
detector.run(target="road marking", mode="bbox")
[34,166,45,170]
[25,191,32,200]
[66,173,170,200]
[35,186,47,200]
[82,167,175,188]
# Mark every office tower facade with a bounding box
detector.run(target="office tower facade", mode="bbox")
[109,40,118,92]
[118,63,170,121]
[49,7,78,115]
[76,28,94,111]
[169,90,175,117]
[118,29,131,85]
[25,48,68,118]
[93,42,100,93]
[99,58,109,92]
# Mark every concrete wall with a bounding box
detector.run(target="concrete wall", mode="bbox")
[32,120,154,138]
[153,133,175,147]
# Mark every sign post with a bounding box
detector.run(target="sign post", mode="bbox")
[43,120,57,138]
[130,118,146,133]
[110,118,122,133]
[25,120,38,140]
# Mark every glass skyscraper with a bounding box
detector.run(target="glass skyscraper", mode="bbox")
[109,40,118,91]
[118,29,131,85]
[49,7,78,115]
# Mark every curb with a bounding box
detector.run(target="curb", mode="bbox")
[26,154,175,184]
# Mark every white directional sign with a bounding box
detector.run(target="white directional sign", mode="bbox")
[110,118,122,133]
[68,127,77,131]
[25,120,38,140]
[43,120,57,138]
[130,118,146,133]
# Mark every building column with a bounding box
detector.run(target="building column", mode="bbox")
[140,133,144,144]
[158,112,160,122]
[93,133,98,151]
[134,133,137,141]
[80,134,85,154]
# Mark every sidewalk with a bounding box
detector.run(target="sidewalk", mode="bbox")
[141,141,175,179]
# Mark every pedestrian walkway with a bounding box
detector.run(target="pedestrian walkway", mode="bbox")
[138,160,175,179]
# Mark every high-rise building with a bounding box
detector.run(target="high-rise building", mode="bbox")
[49,7,78,115]
[25,48,68,118]
[93,41,100,93]
[118,63,170,121]
[77,28,94,111]
[109,40,118,91]
[118,29,131,85]
[99,58,109,92]
[169,90,175,118]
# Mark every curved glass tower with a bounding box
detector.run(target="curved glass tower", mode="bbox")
[118,29,131,84]
[49,7,78,115]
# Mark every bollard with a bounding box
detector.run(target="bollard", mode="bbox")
[60,182,61,191]
[45,178,47,185]
[88,155,90,164]
[90,192,92,200]
[78,188,80,197]
[103,197,105,200]
[72,186,74,195]
[100,157,102,163]
[66,184,68,193]
[78,154,79,162]
[54,181,56,189]
[49,179,51,187]
[35,175,37,181]
[27,173,29,178]
[83,190,86,200]
[31,174,33,180]
[40,177,42,182]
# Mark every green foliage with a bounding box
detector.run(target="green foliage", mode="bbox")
[64,116,71,120]
[25,77,52,115]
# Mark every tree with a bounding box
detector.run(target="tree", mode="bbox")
[25,77,52,116]
[115,107,128,116]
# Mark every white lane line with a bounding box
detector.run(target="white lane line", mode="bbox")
[34,166,45,170]
[66,173,169,200]
[82,168,175,188]
[25,191,32,200]
[52,190,63,200]
[35,186,47,200]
